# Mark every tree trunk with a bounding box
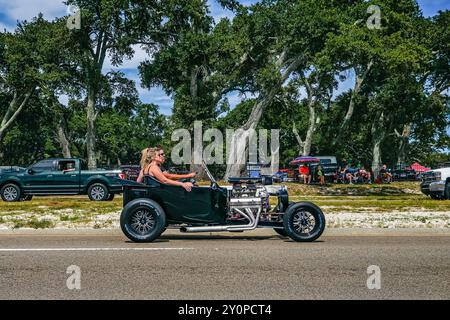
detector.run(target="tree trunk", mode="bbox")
[371,112,386,177]
[86,91,97,170]
[223,50,301,180]
[302,100,318,156]
[335,61,373,144]
[223,87,278,180]
[396,123,412,167]
[57,119,72,158]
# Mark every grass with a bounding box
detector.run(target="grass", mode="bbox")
[12,218,55,229]
[59,215,81,222]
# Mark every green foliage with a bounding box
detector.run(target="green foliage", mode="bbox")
[0,1,448,169]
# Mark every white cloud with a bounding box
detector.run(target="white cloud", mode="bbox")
[58,94,69,107]
[102,45,150,72]
[0,0,67,22]
[0,21,14,32]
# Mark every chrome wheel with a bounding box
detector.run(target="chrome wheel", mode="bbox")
[130,209,156,235]
[283,202,325,242]
[292,210,316,234]
[3,186,18,201]
[91,186,105,200]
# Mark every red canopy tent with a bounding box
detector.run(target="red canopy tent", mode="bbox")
[409,162,431,173]
[289,156,320,165]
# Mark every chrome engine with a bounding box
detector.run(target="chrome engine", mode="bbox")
[180,176,287,233]
[227,178,270,224]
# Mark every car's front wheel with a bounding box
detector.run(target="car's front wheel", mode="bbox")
[283,202,326,242]
[88,183,109,201]
[445,183,450,200]
[120,199,166,242]
[430,194,441,200]
[1,183,21,202]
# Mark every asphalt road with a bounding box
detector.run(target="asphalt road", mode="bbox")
[0,228,449,300]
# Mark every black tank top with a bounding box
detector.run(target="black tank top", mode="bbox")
[144,164,160,177]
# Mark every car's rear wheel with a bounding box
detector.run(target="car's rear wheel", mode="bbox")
[120,199,166,243]
[88,183,109,201]
[273,228,288,237]
[283,202,325,242]
[1,183,21,202]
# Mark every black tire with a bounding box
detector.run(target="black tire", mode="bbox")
[274,228,288,237]
[120,199,166,243]
[1,183,21,202]
[106,193,115,201]
[88,183,109,201]
[445,183,450,200]
[430,194,441,200]
[283,202,326,242]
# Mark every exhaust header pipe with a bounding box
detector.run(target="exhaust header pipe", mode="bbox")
[180,208,261,233]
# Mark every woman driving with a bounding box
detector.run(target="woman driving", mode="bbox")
[137,147,196,192]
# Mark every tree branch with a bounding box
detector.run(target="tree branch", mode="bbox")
[292,121,304,147]
[0,88,34,132]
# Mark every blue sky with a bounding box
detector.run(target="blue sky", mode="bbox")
[0,0,449,115]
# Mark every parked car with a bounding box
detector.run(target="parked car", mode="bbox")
[273,170,289,182]
[420,166,450,200]
[120,161,326,242]
[0,158,126,202]
[119,165,141,181]
[392,169,418,181]
[0,166,26,174]
[309,156,338,182]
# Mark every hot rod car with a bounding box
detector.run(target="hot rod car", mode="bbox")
[120,162,325,242]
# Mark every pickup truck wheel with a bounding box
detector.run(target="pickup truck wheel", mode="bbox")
[88,183,109,201]
[283,202,325,242]
[120,199,166,243]
[1,183,21,202]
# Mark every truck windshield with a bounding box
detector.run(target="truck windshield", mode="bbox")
[31,160,55,172]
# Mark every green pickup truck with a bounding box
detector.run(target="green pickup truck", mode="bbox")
[0,158,127,202]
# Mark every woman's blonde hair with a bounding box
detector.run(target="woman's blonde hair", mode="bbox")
[140,147,163,172]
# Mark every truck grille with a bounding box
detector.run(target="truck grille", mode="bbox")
[421,172,437,183]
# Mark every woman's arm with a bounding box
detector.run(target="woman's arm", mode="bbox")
[163,172,195,180]
[151,167,193,192]
[136,169,145,183]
